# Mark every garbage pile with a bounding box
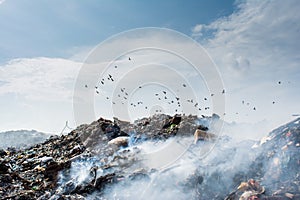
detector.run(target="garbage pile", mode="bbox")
[0,115,299,199]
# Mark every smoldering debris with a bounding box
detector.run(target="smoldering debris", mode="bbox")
[0,114,299,199]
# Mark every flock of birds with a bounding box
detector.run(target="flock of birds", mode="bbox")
[84,56,287,117]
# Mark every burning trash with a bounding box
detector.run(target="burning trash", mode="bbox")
[0,115,299,199]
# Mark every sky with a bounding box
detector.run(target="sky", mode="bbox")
[0,0,299,136]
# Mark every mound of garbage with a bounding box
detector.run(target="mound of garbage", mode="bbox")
[0,114,299,199]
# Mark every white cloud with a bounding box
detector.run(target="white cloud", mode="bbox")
[0,0,5,5]
[0,57,81,102]
[0,58,83,133]
[191,0,300,130]
[191,24,204,37]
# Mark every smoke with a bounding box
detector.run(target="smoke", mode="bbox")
[56,116,278,199]
[87,125,263,199]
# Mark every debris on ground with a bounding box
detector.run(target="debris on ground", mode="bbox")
[0,115,299,199]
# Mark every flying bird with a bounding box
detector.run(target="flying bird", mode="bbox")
[85,84,88,88]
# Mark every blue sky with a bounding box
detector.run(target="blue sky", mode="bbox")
[0,0,235,63]
[0,0,299,138]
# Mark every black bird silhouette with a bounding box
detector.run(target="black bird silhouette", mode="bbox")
[101,81,104,85]
[211,94,214,96]
[129,57,131,61]
[278,81,281,84]
[176,97,180,101]
[145,106,148,109]
[115,65,117,68]
[222,89,225,94]
[85,84,88,88]
[183,84,186,87]
[95,86,98,89]
[106,97,109,99]
[242,100,245,104]
[163,91,166,94]
[253,107,256,110]
[155,93,159,96]
[272,101,275,104]
[139,86,142,88]
[96,91,99,94]
[204,97,207,101]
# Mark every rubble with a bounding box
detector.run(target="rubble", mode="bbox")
[0,114,299,199]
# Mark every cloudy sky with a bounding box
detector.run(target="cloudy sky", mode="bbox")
[0,0,299,135]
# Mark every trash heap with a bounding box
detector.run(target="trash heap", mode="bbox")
[0,115,299,199]
[224,117,300,200]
